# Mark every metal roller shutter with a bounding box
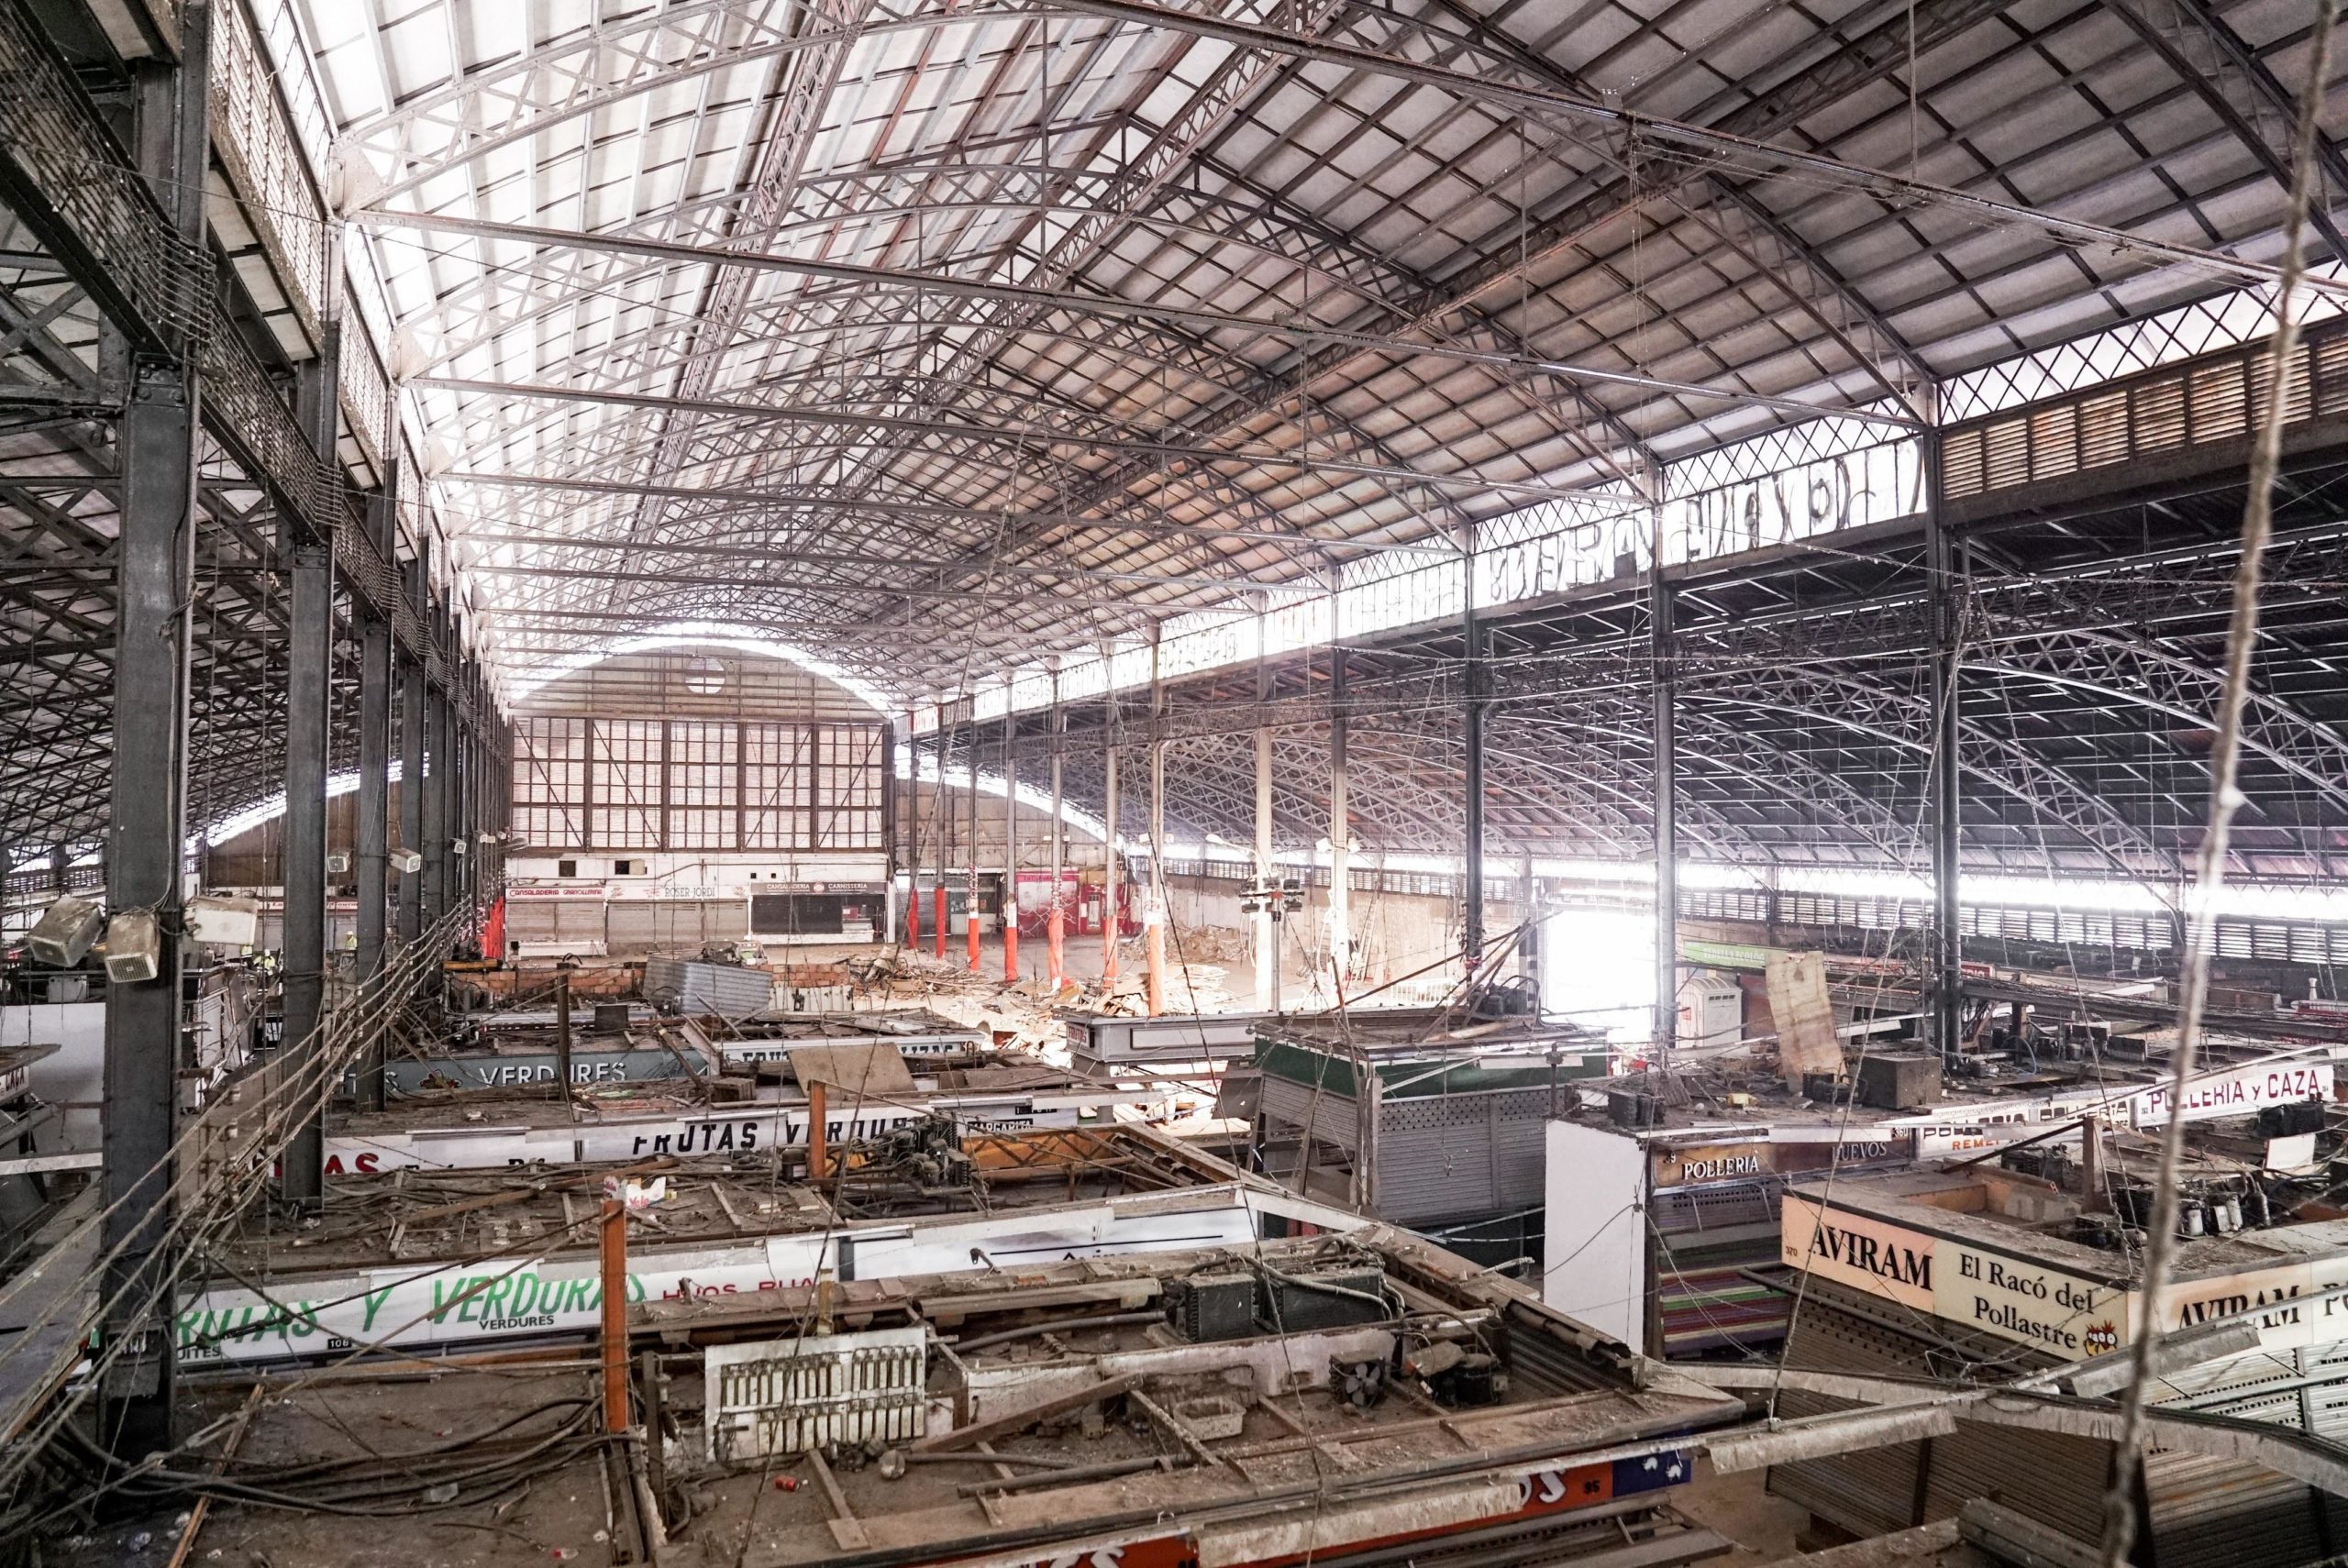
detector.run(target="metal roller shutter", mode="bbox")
[1772,1294,2348,1566]
[2143,1449,2348,1568]
[1373,1096,1499,1224]
[506,896,606,953]
[1651,1181,1789,1356]
[609,900,738,953]
[1766,1299,1930,1537]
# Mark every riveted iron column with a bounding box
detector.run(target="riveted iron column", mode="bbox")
[1928,433,1964,1066]
[421,595,449,949]
[396,551,426,949]
[279,193,344,1210]
[1462,578,1484,976]
[279,537,333,1209]
[1651,520,1678,1067]
[1328,639,1350,989]
[1002,693,1020,983]
[354,459,396,1111]
[100,1,211,1453]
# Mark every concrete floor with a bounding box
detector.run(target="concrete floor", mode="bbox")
[1674,1459,1815,1563]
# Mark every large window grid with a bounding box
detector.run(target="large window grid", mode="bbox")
[589,719,663,849]
[814,725,882,849]
[667,721,739,849]
[516,718,883,853]
[745,723,813,851]
[515,716,587,845]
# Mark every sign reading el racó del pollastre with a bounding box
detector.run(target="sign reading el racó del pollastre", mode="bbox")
[1783,1192,2348,1362]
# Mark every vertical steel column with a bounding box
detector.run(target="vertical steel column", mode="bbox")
[279,539,333,1209]
[1327,643,1349,989]
[1254,641,1275,1013]
[279,229,343,1209]
[1047,674,1066,989]
[101,4,210,1451]
[965,718,981,973]
[1519,851,1542,999]
[1462,588,1485,975]
[1928,443,1964,1065]
[421,598,449,946]
[1145,641,1167,1016]
[880,720,898,941]
[933,705,948,960]
[903,712,921,949]
[396,553,426,948]
[1650,536,1678,1066]
[450,652,471,920]
[354,462,396,1112]
[1102,691,1121,983]
[1002,698,1019,983]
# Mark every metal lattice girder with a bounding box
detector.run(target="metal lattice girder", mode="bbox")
[404,162,1434,370]
[2101,0,2348,260]
[0,6,477,713]
[0,6,207,357]
[345,0,1040,205]
[790,0,1357,543]
[1971,629,2348,820]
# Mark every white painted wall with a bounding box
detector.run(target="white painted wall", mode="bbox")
[1542,1119,1647,1349]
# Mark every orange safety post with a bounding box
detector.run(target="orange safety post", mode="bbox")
[1002,889,1020,984]
[906,879,920,948]
[599,1197,629,1434]
[807,1077,828,1185]
[1047,893,1065,990]
[933,885,947,959]
[1145,905,1167,1016]
[966,881,982,972]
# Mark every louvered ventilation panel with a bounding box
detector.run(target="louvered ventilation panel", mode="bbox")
[705,1327,928,1463]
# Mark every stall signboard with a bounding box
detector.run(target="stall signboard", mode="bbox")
[2129,1061,2334,1128]
[1791,1195,2348,1363]
[316,1094,1118,1175]
[1649,1129,1907,1188]
[1781,1193,1936,1311]
[177,1233,831,1364]
[1936,1237,2127,1358]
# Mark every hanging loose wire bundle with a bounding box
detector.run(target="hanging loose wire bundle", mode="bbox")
[2093,6,2340,1564]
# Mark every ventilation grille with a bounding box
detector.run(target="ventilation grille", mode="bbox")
[705,1327,927,1462]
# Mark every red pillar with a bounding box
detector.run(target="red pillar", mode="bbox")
[1145,907,1167,1016]
[1047,888,1065,990]
[1002,880,1020,983]
[933,884,947,959]
[906,878,921,948]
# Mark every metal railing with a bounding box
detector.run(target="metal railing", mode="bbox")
[209,0,326,341]
[0,0,210,354]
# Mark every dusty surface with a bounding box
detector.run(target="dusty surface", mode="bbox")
[45,1369,624,1568]
[1673,1457,1813,1562]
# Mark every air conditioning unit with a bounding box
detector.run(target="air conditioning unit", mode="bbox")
[102,910,161,984]
[391,849,423,874]
[184,895,260,948]
[26,894,104,967]
[325,852,351,876]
